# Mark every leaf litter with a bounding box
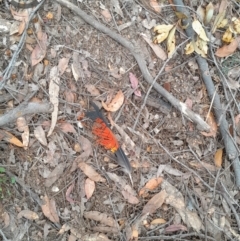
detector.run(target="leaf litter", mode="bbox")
[3,1,240,240]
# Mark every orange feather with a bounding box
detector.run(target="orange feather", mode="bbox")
[86,101,132,178]
[92,118,119,152]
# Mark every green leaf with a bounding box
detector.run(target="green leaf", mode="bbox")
[11,177,16,184]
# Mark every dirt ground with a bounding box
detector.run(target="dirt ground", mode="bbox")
[1,0,240,240]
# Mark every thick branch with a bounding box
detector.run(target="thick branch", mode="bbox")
[0,102,53,126]
[173,0,240,187]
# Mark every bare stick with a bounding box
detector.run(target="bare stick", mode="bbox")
[173,0,240,187]
[55,0,210,132]
[0,102,53,126]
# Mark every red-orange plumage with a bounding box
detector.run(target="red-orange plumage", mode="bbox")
[86,101,132,177]
[92,118,119,152]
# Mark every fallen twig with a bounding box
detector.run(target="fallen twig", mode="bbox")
[172,0,240,187]
[55,0,210,132]
[0,102,53,126]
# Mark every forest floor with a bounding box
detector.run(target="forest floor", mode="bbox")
[1,0,240,240]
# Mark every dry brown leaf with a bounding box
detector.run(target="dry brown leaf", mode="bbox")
[214,148,223,168]
[157,164,184,177]
[139,177,163,196]
[41,195,59,223]
[0,129,24,147]
[142,190,167,214]
[129,72,141,97]
[151,218,166,225]
[219,0,228,13]
[107,172,139,204]
[79,162,106,182]
[10,8,27,21]
[102,90,124,112]
[16,117,29,149]
[85,84,100,96]
[84,211,118,228]
[101,9,112,22]
[161,180,203,232]
[201,112,217,137]
[185,98,193,110]
[31,32,48,66]
[66,183,75,204]
[235,114,240,125]
[196,5,205,22]
[58,224,71,235]
[165,224,188,233]
[34,125,47,146]
[189,161,217,171]
[45,163,65,187]
[10,7,29,22]
[2,211,10,228]
[58,58,69,76]
[215,37,240,57]
[70,136,93,173]
[71,52,81,81]
[167,25,176,58]
[46,12,54,20]
[17,210,39,220]
[141,33,167,60]
[59,122,76,133]
[64,90,75,103]
[78,135,93,159]
[163,82,171,92]
[129,213,148,240]
[85,178,95,199]
[149,0,161,13]
[47,66,60,137]
[121,189,139,204]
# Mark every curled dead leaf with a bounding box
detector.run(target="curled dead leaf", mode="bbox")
[34,125,47,146]
[85,84,100,96]
[201,112,217,137]
[139,177,163,196]
[0,129,24,147]
[102,90,124,112]
[17,210,39,220]
[215,37,240,58]
[142,190,167,215]
[141,33,167,60]
[41,195,59,223]
[79,162,106,182]
[85,178,95,199]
